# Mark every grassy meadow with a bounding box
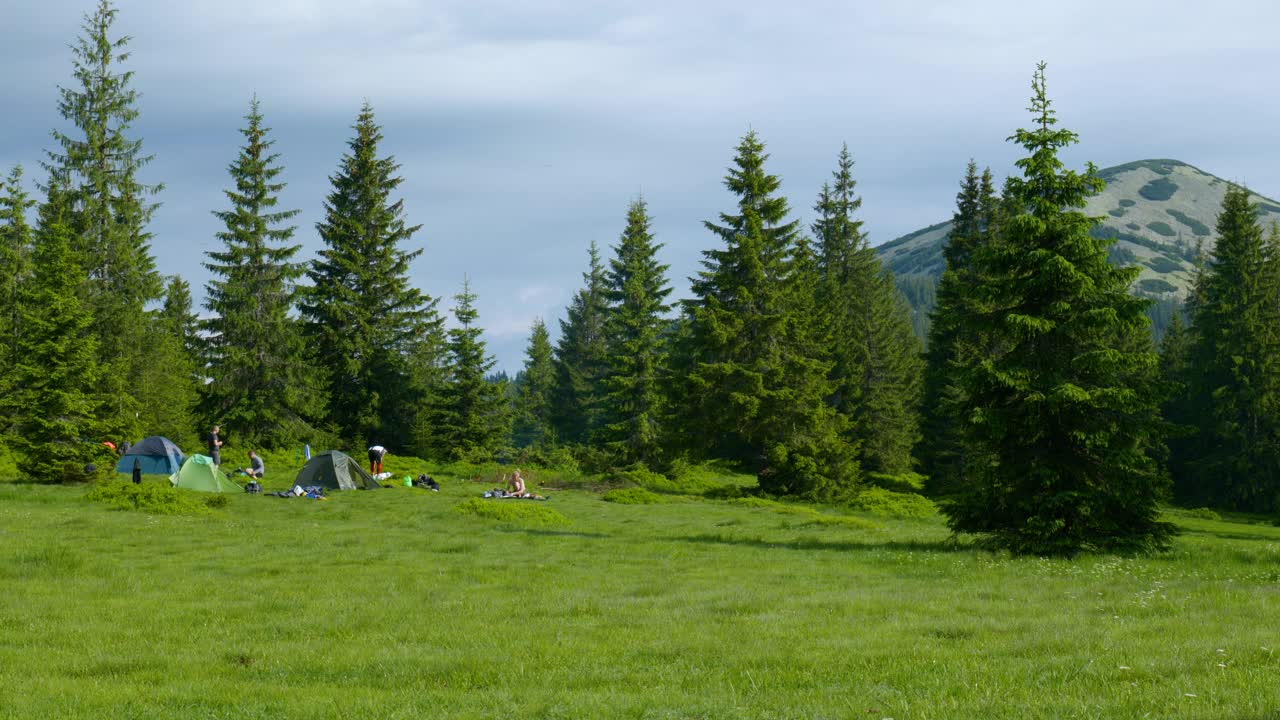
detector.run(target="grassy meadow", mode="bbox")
[2,458,1279,719]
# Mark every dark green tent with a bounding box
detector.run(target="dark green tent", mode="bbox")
[294,451,380,490]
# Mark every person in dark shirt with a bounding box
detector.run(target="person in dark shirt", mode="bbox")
[208,425,223,466]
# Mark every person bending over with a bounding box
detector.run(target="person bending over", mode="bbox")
[368,444,387,475]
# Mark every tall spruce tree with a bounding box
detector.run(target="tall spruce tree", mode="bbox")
[551,242,610,445]
[512,318,556,449]
[300,102,442,449]
[919,162,1002,493]
[599,198,673,466]
[1178,186,1280,511]
[0,166,35,417]
[3,181,104,482]
[812,145,922,475]
[203,99,319,447]
[46,0,162,437]
[944,64,1173,555]
[159,275,200,359]
[683,131,854,497]
[428,279,510,460]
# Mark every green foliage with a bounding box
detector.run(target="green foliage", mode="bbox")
[1124,222,1140,230]
[598,198,673,466]
[2,186,107,483]
[551,243,610,445]
[202,99,320,448]
[1175,185,1280,512]
[1145,221,1176,237]
[1137,177,1178,201]
[919,162,1002,495]
[511,318,556,449]
[601,487,665,504]
[943,64,1174,555]
[426,280,510,461]
[895,273,937,339]
[0,165,34,418]
[1107,208,1125,218]
[814,145,922,476]
[86,480,216,516]
[1137,278,1178,294]
[452,497,568,526]
[1119,199,1136,207]
[46,0,163,439]
[845,486,936,518]
[299,102,444,450]
[680,132,855,499]
[1144,256,1183,273]
[1165,209,1211,236]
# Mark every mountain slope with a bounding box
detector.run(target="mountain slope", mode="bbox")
[877,159,1280,300]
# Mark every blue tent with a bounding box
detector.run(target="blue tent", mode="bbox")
[115,436,185,475]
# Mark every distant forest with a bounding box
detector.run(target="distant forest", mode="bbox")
[4,2,1279,555]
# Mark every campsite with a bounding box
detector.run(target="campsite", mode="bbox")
[2,452,1280,719]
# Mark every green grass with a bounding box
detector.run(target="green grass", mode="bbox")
[2,474,1280,719]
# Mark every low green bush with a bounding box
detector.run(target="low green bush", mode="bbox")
[602,487,665,504]
[1108,208,1125,217]
[1137,278,1178,294]
[1138,177,1178,201]
[86,481,217,516]
[1145,221,1176,237]
[1165,209,1210,236]
[1119,198,1136,207]
[845,487,936,518]
[866,472,927,493]
[453,498,568,526]
[1145,256,1183,274]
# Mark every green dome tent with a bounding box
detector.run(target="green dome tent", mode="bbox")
[295,451,380,490]
[170,454,241,493]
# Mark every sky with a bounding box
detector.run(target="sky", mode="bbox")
[4,0,1280,372]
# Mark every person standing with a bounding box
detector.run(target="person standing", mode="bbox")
[208,425,223,466]
[368,444,387,475]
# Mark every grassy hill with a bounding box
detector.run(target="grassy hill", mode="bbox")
[878,159,1280,334]
[3,465,1280,718]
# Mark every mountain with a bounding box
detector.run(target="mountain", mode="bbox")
[876,159,1280,336]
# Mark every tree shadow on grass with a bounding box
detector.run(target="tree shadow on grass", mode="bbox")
[673,532,975,554]
[496,527,612,540]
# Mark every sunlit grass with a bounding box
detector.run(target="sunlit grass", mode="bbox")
[1,471,1278,719]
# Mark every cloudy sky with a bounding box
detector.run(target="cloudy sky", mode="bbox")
[3,0,1279,371]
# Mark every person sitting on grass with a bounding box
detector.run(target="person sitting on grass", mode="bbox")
[505,468,528,497]
[241,451,265,479]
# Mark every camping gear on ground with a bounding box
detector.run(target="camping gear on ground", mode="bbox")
[115,435,185,475]
[483,488,548,501]
[415,474,439,491]
[169,454,241,493]
[293,451,380,491]
[245,480,261,494]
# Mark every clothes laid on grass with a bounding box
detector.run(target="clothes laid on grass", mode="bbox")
[268,485,327,499]
[482,488,548,501]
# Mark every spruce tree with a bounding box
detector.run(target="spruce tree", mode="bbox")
[1179,186,1280,511]
[919,162,1002,493]
[159,275,200,359]
[512,318,556,449]
[203,99,319,447]
[45,0,162,437]
[300,102,442,449]
[812,145,922,476]
[944,64,1173,555]
[428,279,510,460]
[3,182,104,482]
[599,198,673,466]
[683,131,854,497]
[551,242,610,446]
[0,166,35,411]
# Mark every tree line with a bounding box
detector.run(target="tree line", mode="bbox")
[3,4,1278,555]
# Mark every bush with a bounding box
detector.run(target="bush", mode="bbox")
[1145,221,1176,237]
[1145,256,1184,274]
[1108,208,1125,218]
[1138,278,1178,294]
[86,481,218,516]
[866,472,927,493]
[453,498,568,526]
[1119,199,1136,207]
[1165,209,1211,236]
[844,487,936,518]
[602,487,665,504]
[1138,178,1178,201]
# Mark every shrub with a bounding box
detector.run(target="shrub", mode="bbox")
[86,481,217,516]
[204,494,231,509]
[1145,221,1176,237]
[1145,256,1183,274]
[1165,209,1211,236]
[1119,199,1136,207]
[866,472,927,493]
[1138,178,1178,201]
[1108,208,1125,218]
[602,487,665,504]
[844,487,936,518]
[1125,223,1141,231]
[1138,278,1178,294]
[453,498,568,526]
